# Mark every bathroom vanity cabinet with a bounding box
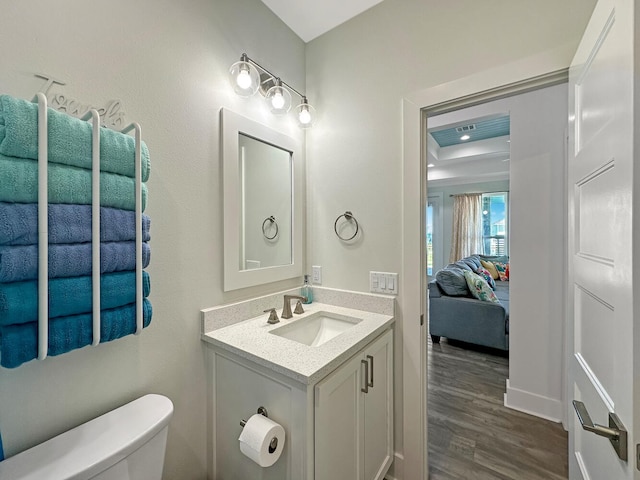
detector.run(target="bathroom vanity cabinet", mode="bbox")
[205,304,394,480]
[315,330,393,480]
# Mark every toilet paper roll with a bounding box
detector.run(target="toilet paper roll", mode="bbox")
[238,414,286,467]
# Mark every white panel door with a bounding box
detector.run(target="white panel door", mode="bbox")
[567,0,638,478]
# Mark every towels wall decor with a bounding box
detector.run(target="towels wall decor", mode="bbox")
[0,93,152,368]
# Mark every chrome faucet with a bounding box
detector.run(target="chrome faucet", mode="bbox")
[281,295,307,319]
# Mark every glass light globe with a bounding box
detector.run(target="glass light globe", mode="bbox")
[265,79,291,115]
[271,90,286,110]
[236,69,252,89]
[296,98,316,128]
[299,108,311,125]
[229,58,259,97]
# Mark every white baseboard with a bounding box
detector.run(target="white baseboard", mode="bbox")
[504,379,563,423]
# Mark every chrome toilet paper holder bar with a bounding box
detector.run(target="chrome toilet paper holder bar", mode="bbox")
[240,406,268,427]
[240,406,279,454]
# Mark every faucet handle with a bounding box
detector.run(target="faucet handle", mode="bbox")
[264,308,279,324]
[294,300,305,315]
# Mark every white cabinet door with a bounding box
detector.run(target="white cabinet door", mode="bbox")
[314,329,394,480]
[363,330,393,480]
[315,352,364,480]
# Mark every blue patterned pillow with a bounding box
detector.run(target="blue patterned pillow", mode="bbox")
[463,270,500,303]
[475,267,496,289]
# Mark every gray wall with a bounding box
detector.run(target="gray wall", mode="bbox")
[305,0,595,470]
[0,1,305,478]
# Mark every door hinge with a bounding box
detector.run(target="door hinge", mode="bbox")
[420,314,424,326]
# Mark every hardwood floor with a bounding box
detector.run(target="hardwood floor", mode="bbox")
[427,337,568,479]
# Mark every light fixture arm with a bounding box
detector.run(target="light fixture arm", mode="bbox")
[241,53,306,100]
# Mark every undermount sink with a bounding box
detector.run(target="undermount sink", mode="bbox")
[270,311,362,347]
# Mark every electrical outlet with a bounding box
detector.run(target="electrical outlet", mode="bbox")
[312,265,322,284]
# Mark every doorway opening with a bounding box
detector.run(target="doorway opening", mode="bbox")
[422,82,570,478]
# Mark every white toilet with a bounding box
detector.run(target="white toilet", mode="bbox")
[0,394,173,480]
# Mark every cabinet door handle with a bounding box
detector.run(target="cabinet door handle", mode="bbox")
[367,355,374,388]
[361,359,369,393]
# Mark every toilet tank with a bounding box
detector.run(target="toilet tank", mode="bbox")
[0,394,173,480]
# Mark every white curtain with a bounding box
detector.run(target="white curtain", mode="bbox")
[449,193,483,263]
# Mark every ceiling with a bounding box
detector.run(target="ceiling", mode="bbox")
[260,0,385,42]
[427,113,511,186]
[430,115,510,148]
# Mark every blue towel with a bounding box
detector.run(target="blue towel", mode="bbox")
[0,95,150,181]
[0,203,151,246]
[0,299,152,368]
[0,155,147,212]
[0,241,150,282]
[0,271,150,326]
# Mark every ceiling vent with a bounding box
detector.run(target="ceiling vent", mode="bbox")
[455,124,476,133]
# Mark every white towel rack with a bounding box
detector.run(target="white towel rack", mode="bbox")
[121,122,144,335]
[34,93,145,360]
[36,93,48,361]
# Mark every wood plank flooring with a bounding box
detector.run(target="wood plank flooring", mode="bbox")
[427,337,568,479]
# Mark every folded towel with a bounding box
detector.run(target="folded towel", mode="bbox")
[0,155,147,211]
[0,299,152,368]
[0,95,150,181]
[0,271,150,326]
[0,203,150,246]
[0,242,150,282]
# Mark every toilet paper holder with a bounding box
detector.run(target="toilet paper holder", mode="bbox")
[240,406,269,427]
[240,406,278,454]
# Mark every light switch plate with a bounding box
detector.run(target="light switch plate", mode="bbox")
[369,271,398,294]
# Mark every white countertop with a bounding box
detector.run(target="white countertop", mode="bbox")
[202,302,394,385]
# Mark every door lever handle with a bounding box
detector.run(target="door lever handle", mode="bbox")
[572,400,628,461]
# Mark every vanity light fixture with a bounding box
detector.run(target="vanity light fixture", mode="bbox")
[229,53,315,128]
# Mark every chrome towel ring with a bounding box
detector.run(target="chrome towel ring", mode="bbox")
[262,216,279,240]
[334,211,359,241]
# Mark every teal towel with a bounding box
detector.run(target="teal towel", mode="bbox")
[0,241,151,282]
[0,155,147,211]
[0,203,151,245]
[0,95,150,181]
[0,271,151,326]
[0,299,152,368]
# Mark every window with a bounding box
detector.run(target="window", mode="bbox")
[481,192,508,255]
[427,203,433,275]
[426,193,443,278]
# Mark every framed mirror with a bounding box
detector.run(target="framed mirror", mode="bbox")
[221,108,303,291]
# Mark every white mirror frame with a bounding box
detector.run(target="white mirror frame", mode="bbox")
[221,108,303,291]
